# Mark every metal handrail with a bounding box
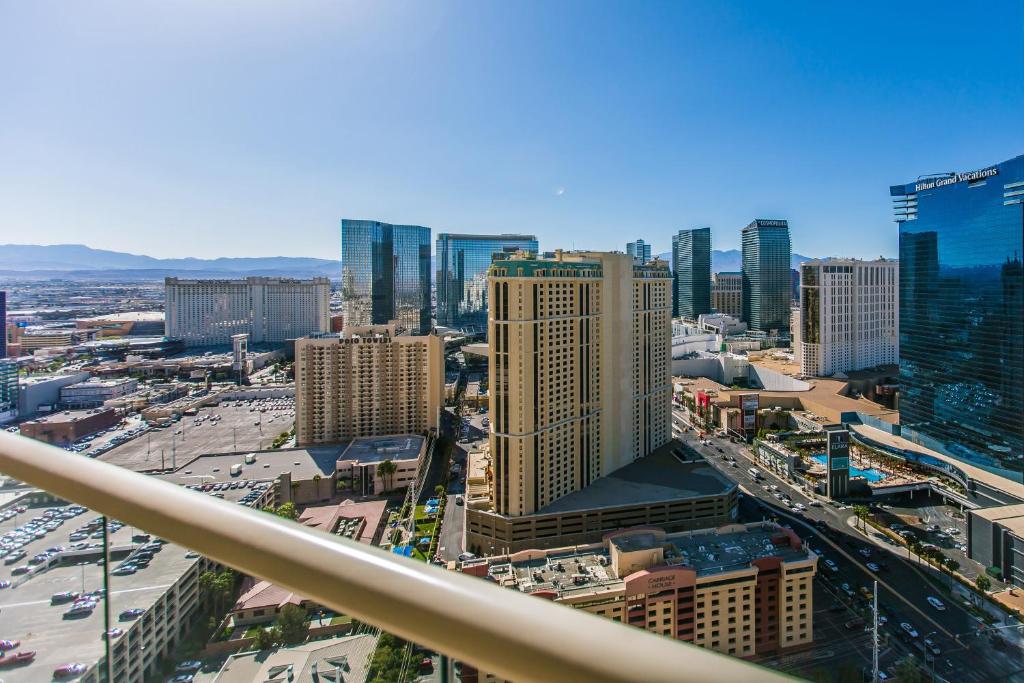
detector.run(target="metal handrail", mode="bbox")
[0,432,796,683]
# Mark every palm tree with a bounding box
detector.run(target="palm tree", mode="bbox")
[852,505,870,531]
[312,473,322,500]
[376,459,397,491]
[944,558,960,589]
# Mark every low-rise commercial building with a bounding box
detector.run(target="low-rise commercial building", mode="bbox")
[462,522,816,659]
[60,377,139,408]
[17,371,92,417]
[967,504,1024,588]
[74,311,165,337]
[19,407,120,444]
[294,324,443,446]
[336,434,426,495]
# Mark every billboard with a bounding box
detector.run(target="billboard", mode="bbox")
[825,425,850,499]
[740,393,759,432]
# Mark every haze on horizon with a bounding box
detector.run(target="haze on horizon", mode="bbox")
[1,1,1021,260]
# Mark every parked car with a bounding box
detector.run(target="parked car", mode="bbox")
[176,660,202,673]
[0,650,36,667]
[120,608,145,620]
[54,663,87,679]
[51,591,81,605]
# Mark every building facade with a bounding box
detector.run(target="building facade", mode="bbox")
[712,272,743,317]
[672,228,712,319]
[486,251,672,517]
[798,259,898,377]
[165,277,330,347]
[462,522,816,659]
[340,219,431,335]
[892,155,1023,483]
[60,377,139,409]
[436,233,538,335]
[626,239,652,264]
[742,220,792,333]
[0,290,6,358]
[294,324,443,446]
[0,359,16,421]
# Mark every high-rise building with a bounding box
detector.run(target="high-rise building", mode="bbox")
[462,522,816,659]
[294,323,443,446]
[0,359,17,421]
[626,239,652,264]
[436,233,538,335]
[712,272,743,317]
[340,219,431,335]
[798,259,898,377]
[0,290,6,358]
[892,154,1024,482]
[165,277,329,347]
[671,228,712,319]
[742,219,792,333]
[486,250,672,517]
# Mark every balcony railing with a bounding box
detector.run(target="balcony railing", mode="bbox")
[0,431,796,683]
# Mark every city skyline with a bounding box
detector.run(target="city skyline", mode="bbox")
[2,3,1021,260]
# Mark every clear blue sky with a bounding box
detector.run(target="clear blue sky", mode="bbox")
[1,1,1021,260]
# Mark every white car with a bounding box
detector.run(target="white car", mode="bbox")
[927,596,946,611]
[824,559,838,573]
[900,622,919,638]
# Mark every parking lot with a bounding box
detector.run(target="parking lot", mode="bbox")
[99,399,295,472]
[0,502,204,682]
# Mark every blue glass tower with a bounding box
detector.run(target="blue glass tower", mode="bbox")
[893,155,1024,482]
[741,219,791,333]
[671,228,712,319]
[340,219,431,334]
[436,233,538,335]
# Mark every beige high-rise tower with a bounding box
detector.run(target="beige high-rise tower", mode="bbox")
[487,250,672,516]
[294,323,443,446]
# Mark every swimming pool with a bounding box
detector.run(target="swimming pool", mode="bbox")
[811,454,887,483]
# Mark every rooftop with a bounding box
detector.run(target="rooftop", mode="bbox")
[338,434,424,465]
[537,442,735,514]
[22,407,115,424]
[212,633,376,683]
[494,523,808,599]
[163,446,341,486]
[76,310,165,322]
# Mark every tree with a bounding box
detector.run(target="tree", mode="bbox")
[976,574,991,594]
[377,459,397,491]
[945,558,960,588]
[276,604,309,645]
[313,473,322,500]
[276,502,298,520]
[894,656,924,683]
[252,625,276,650]
[852,505,870,531]
[908,540,923,565]
[434,484,446,497]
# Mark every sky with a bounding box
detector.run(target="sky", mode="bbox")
[1,1,1021,261]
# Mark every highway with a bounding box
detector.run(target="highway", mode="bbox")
[672,408,1024,682]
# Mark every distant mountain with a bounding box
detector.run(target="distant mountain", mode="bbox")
[655,249,815,272]
[0,244,339,279]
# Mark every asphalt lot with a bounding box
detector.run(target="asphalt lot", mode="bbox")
[672,408,1024,682]
[0,502,202,682]
[99,402,294,472]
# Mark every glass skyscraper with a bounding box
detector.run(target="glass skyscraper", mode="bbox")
[741,219,791,333]
[340,219,431,335]
[671,227,712,318]
[436,233,538,335]
[626,239,652,264]
[893,154,1024,482]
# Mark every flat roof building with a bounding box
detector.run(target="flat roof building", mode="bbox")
[742,219,792,334]
[60,376,139,409]
[463,522,816,659]
[165,276,330,347]
[341,219,431,335]
[485,250,672,517]
[436,233,538,336]
[294,324,443,446]
[799,258,898,378]
[892,154,1024,483]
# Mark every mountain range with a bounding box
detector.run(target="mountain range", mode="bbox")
[0,244,339,279]
[0,244,819,280]
[655,249,815,272]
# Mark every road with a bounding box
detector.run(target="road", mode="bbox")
[672,408,1024,682]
